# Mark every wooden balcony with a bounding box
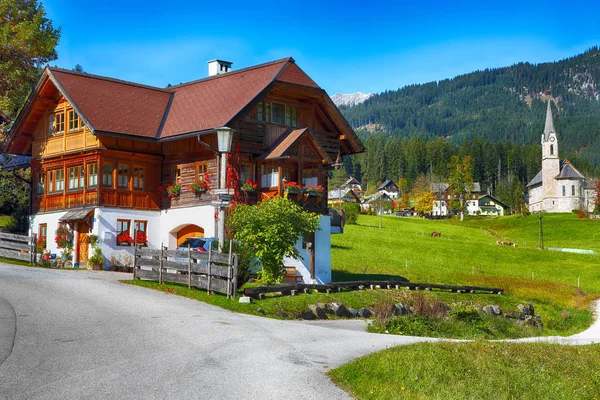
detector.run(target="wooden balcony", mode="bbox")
[33,189,160,214]
[246,188,327,214]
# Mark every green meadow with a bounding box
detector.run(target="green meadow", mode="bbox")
[329,213,600,398]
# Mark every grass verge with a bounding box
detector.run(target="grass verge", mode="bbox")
[328,341,600,400]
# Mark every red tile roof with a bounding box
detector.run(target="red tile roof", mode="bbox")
[50,69,172,138]
[161,58,295,138]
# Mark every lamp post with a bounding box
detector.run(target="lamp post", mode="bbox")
[214,126,234,251]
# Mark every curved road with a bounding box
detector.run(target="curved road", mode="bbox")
[1,263,599,399]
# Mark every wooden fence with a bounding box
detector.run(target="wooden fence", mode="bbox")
[0,232,37,265]
[133,245,238,299]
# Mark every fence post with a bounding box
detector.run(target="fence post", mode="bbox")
[133,242,138,280]
[159,243,164,284]
[207,241,212,295]
[187,243,192,289]
[232,254,238,300]
[31,233,37,265]
[227,243,233,299]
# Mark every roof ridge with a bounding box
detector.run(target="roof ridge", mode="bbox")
[47,66,172,93]
[170,57,294,89]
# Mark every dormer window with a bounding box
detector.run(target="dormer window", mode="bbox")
[257,101,298,127]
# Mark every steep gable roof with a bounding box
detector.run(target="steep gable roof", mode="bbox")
[50,68,172,138]
[256,128,333,164]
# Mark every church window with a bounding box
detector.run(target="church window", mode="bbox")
[572,185,575,196]
[562,185,565,196]
[550,145,554,155]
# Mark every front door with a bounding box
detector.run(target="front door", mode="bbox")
[77,223,90,267]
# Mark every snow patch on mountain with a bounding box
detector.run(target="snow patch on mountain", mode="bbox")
[331,92,374,107]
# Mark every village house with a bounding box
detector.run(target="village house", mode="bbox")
[2,57,364,282]
[377,179,399,199]
[527,100,596,213]
[431,182,487,216]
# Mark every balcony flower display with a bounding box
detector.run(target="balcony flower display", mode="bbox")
[283,181,303,194]
[117,231,134,246]
[305,184,325,196]
[55,235,70,249]
[189,177,210,194]
[159,183,181,198]
[37,236,47,253]
[241,179,259,192]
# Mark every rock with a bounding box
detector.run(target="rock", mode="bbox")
[308,304,328,319]
[301,310,316,320]
[256,308,266,315]
[409,306,415,314]
[518,303,534,316]
[347,308,360,318]
[294,313,303,319]
[483,305,495,316]
[357,308,372,318]
[274,311,289,318]
[393,303,407,316]
[505,312,526,320]
[330,302,351,318]
[491,305,502,315]
[238,296,252,304]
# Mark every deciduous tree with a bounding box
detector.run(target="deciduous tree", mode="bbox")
[226,197,320,284]
[448,155,474,221]
[0,0,60,117]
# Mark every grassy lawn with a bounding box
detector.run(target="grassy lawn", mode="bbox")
[329,341,600,400]
[0,215,10,227]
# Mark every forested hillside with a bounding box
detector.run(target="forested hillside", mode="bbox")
[339,47,600,195]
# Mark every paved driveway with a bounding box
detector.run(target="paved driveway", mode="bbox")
[0,264,435,399]
[2,263,599,399]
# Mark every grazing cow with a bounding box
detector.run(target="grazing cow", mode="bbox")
[431,231,441,237]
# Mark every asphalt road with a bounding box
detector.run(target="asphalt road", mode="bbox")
[0,263,436,399]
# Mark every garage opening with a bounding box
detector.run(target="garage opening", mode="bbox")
[176,224,204,247]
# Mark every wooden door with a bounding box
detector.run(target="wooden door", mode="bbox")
[77,223,90,265]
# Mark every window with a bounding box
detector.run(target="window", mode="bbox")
[302,168,318,187]
[55,112,65,135]
[550,145,554,155]
[36,173,45,195]
[260,165,278,187]
[38,224,47,249]
[68,166,84,190]
[133,220,147,245]
[272,102,285,125]
[88,163,98,187]
[562,185,566,196]
[133,167,145,190]
[265,102,270,123]
[240,164,253,183]
[68,110,81,132]
[48,169,64,193]
[285,106,298,127]
[116,219,131,246]
[48,115,55,137]
[173,166,182,183]
[572,185,575,196]
[118,165,129,188]
[257,103,263,122]
[196,162,208,178]
[102,163,113,187]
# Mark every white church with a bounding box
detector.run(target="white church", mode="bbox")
[527,100,596,213]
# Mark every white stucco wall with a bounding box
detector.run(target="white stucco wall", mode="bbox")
[282,215,332,284]
[159,205,216,249]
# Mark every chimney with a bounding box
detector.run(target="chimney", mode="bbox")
[207,59,233,77]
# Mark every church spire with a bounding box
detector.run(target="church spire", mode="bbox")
[544,100,556,141]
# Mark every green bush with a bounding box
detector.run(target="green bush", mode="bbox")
[341,202,360,225]
[222,239,259,287]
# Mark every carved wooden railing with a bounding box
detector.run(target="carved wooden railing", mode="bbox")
[34,189,159,213]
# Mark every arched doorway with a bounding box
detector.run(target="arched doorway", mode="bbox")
[176,224,204,247]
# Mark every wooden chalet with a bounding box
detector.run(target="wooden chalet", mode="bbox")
[4,58,364,281]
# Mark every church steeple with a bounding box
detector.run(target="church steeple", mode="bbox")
[544,99,556,141]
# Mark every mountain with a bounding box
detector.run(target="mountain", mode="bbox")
[331,92,374,107]
[341,47,600,166]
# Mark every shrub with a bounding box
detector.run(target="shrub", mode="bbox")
[221,239,259,287]
[341,202,360,225]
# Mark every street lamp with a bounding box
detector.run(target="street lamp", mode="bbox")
[215,127,234,251]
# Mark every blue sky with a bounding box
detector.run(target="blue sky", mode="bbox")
[43,0,600,95]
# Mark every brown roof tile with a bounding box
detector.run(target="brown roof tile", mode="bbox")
[160,59,291,138]
[50,68,171,138]
[275,62,320,88]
